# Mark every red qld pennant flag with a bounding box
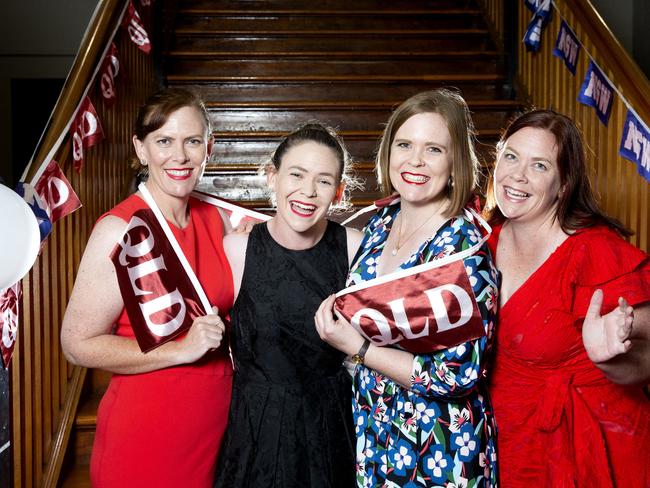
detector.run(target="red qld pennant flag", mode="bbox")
[70,97,104,173]
[191,191,272,227]
[123,1,151,54]
[110,207,206,352]
[336,206,490,354]
[1,282,22,369]
[34,160,82,224]
[112,184,270,353]
[99,43,120,107]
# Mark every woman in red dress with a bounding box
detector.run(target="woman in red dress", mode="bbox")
[61,88,234,487]
[485,110,650,487]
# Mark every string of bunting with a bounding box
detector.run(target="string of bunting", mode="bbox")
[522,0,650,184]
[0,0,153,369]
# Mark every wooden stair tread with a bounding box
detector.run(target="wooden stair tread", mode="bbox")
[74,394,102,428]
[173,29,489,39]
[182,0,467,7]
[168,50,500,58]
[177,9,482,15]
[204,99,520,109]
[211,128,501,138]
[169,73,504,82]
[175,29,488,36]
[60,467,91,488]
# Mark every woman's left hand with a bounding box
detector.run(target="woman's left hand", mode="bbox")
[315,294,365,356]
[583,289,634,363]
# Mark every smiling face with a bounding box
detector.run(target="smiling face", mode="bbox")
[268,140,341,238]
[494,126,563,224]
[388,112,452,207]
[133,105,210,202]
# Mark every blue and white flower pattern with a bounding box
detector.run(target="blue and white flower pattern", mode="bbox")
[349,203,499,487]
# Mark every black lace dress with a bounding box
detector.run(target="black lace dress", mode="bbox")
[214,221,355,488]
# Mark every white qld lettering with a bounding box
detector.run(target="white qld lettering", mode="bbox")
[423,284,473,332]
[117,216,187,337]
[623,120,650,171]
[101,72,115,99]
[128,22,149,46]
[118,216,155,265]
[127,255,167,296]
[1,307,18,347]
[72,131,84,161]
[350,284,474,343]
[583,70,612,115]
[82,111,99,137]
[351,308,395,345]
[139,289,186,337]
[43,176,70,212]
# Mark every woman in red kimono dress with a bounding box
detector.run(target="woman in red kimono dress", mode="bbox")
[485,110,650,488]
[61,89,234,487]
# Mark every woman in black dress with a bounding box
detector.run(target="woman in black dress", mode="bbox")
[214,124,362,488]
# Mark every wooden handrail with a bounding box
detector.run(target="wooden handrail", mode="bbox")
[23,0,127,183]
[563,0,650,121]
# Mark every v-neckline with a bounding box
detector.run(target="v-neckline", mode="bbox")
[496,226,575,313]
[374,207,453,278]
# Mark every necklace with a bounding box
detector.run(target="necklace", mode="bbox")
[390,201,446,257]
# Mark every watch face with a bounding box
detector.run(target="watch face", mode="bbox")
[351,354,362,365]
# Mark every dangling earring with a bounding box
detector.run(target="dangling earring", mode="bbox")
[447,175,454,191]
[137,158,149,180]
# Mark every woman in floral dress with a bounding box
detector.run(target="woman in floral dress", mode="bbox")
[316,89,499,487]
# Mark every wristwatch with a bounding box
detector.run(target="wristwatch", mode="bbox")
[350,339,371,365]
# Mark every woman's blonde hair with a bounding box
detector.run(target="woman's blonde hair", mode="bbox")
[376,88,478,217]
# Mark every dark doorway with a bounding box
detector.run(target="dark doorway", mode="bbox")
[9,78,65,186]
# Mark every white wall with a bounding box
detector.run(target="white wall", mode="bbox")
[0,0,98,184]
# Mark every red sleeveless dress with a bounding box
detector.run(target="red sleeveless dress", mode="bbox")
[90,194,234,488]
[488,224,650,488]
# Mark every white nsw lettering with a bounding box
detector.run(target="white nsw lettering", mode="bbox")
[583,70,612,115]
[623,120,650,172]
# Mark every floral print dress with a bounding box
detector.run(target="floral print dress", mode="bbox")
[348,202,499,488]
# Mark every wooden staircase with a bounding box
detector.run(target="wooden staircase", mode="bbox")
[59,1,521,485]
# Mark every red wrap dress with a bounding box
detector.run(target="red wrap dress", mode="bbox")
[90,194,234,488]
[488,224,650,488]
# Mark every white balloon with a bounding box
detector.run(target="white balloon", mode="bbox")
[0,185,41,289]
